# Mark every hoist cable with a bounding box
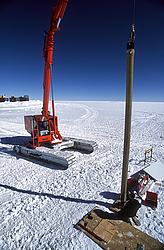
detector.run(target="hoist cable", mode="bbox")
[132,0,136,25]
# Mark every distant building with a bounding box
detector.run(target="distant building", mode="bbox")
[0,95,7,102]
[10,96,17,102]
[18,95,29,101]
[0,95,29,102]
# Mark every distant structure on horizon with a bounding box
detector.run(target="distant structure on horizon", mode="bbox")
[0,95,29,102]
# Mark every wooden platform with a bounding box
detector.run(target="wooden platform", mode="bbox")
[75,208,164,250]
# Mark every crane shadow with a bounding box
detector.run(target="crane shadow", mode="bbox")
[0,136,30,146]
[0,183,112,210]
[0,137,68,171]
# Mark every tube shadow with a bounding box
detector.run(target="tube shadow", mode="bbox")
[0,183,112,209]
[93,208,131,223]
[99,191,120,201]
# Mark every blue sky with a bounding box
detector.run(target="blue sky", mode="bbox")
[0,0,164,101]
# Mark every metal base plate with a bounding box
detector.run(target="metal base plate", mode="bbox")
[75,207,164,250]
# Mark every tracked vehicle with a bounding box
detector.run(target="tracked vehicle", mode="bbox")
[14,0,97,168]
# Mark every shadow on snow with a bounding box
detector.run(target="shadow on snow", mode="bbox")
[100,191,120,201]
[0,183,113,210]
[0,136,68,171]
[0,136,30,146]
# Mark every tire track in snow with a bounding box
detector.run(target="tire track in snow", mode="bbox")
[73,103,99,125]
[132,112,164,143]
[61,103,99,140]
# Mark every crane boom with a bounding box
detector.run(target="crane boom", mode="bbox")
[43,0,68,117]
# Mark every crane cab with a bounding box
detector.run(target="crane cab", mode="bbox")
[24,115,62,148]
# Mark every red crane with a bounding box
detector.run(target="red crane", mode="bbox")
[24,0,68,148]
[14,0,96,167]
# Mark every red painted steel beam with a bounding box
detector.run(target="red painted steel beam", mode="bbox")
[42,0,68,117]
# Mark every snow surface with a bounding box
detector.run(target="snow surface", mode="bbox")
[0,100,164,249]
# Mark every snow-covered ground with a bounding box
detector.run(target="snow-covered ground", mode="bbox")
[0,100,164,249]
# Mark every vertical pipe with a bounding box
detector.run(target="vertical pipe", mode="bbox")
[121,25,135,204]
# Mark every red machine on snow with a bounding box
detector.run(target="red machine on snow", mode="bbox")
[14,0,97,168]
[25,0,68,148]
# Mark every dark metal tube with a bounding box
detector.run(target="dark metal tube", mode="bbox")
[121,25,135,203]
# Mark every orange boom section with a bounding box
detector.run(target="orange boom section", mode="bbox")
[43,0,68,117]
